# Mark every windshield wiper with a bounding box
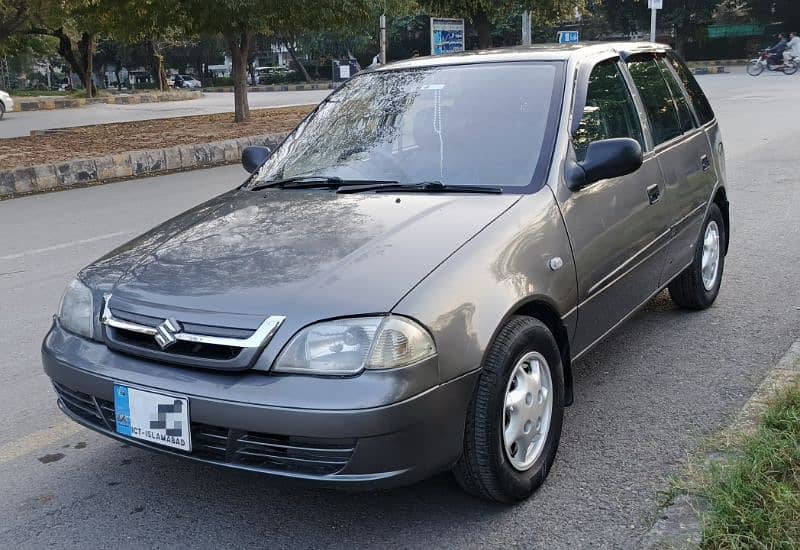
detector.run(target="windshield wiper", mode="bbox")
[335,180,503,194]
[250,176,342,191]
[251,176,399,191]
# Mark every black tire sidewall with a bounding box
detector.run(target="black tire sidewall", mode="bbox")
[485,319,565,500]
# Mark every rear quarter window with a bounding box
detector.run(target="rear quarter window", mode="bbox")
[667,52,715,125]
[656,56,695,133]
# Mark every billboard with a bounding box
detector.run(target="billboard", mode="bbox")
[431,18,465,56]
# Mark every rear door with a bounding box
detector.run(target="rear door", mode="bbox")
[558,57,672,356]
[624,53,718,284]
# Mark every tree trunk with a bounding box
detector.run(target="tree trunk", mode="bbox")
[284,40,311,83]
[147,39,168,91]
[673,24,687,58]
[475,8,492,49]
[77,32,97,97]
[49,29,86,92]
[225,31,252,123]
[114,61,122,90]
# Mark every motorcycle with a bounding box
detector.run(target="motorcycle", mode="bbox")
[747,50,798,76]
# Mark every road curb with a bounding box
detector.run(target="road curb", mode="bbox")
[641,339,800,548]
[11,90,202,112]
[691,65,728,75]
[204,83,338,93]
[0,131,288,199]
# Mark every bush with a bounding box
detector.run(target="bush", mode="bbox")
[213,77,234,87]
[304,63,334,81]
[132,82,159,90]
[257,71,303,85]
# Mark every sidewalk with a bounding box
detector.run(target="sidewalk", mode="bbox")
[204,82,338,93]
[12,90,201,112]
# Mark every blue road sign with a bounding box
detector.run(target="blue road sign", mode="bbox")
[558,31,580,44]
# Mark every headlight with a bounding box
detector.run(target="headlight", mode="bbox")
[57,278,95,339]
[273,315,436,375]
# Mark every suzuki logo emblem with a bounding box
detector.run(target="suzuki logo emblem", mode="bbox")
[154,318,181,349]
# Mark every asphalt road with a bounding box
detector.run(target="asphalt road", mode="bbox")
[0,89,331,139]
[0,70,798,548]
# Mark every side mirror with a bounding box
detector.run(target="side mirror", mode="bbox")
[567,138,643,191]
[242,146,271,174]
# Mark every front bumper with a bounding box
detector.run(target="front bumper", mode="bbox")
[42,322,479,489]
[0,95,12,111]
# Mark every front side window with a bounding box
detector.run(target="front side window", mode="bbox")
[626,54,683,146]
[251,62,563,189]
[573,60,644,161]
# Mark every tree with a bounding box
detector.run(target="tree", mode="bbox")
[270,0,372,83]
[181,0,372,122]
[108,0,187,91]
[660,1,718,57]
[0,0,31,44]
[179,0,274,122]
[419,0,585,49]
[22,0,116,97]
[598,0,719,56]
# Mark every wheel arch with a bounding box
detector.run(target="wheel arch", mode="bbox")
[712,186,730,254]
[507,299,574,407]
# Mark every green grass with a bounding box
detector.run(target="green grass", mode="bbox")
[9,90,69,97]
[700,382,800,549]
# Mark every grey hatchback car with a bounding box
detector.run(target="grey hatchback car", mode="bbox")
[43,43,728,502]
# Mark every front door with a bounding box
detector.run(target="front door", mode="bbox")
[556,59,672,356]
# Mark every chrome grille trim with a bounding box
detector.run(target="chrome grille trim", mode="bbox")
[101,295,285,349]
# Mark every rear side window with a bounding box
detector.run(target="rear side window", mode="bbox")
[656,57,695,133]
[573,60,644,161]
[666,52,715,125]
[626,54,683,145]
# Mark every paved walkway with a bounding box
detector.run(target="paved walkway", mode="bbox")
[0,90,330,139]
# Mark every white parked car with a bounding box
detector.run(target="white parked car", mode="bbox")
[173,75,202,90]
[0,90,13,119]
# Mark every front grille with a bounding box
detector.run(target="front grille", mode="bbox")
[100,297,284,371]
[111,327,242,361]
[110,308,256,340]
[54,382,354,476]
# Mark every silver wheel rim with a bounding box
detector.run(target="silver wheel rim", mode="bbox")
[701,220,721,291]
[502,351,553,471]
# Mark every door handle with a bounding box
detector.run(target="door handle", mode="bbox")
[700,154,711,171]
[646,184,661,205]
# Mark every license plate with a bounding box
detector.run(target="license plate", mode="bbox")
[113,385,191,451]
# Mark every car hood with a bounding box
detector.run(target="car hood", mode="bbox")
[82,188,518,323]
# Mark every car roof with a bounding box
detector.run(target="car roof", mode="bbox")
[373,42,672,72]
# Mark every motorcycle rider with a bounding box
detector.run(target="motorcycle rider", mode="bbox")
[767,33,787,67]
[784,32,800,65]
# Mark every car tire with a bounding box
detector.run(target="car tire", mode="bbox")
[0,101,5,120]
[453,315,564,502]
[668,203,726,310]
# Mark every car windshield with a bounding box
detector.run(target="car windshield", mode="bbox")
[250,61,563,189]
